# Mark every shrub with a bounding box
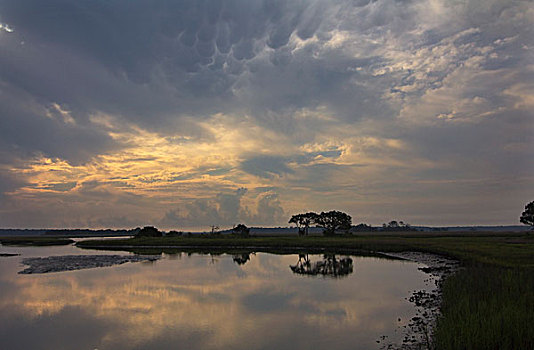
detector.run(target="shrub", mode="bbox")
[232,224,250,237]
[135,226,162,237]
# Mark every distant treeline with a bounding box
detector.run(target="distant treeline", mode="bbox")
[352,221,418,232]
[0,228,136,237]
[0,229,50,236]
[44,228,138,236]
[0,225,529,238]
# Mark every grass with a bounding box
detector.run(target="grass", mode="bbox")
[76,231,534,349]
[76,233,534,267]
[0,236,75,246]
[434,267,534,350]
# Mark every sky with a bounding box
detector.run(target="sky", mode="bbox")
[0,0,532,230]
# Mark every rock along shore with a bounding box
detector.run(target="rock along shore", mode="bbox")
[378,251,460,350]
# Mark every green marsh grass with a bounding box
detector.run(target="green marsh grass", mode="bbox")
[434,267,534,350]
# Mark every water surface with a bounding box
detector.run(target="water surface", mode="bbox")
[0,243,437,350]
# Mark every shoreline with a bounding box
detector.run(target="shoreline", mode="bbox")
[379,251,460,349]
[74,232,533,268]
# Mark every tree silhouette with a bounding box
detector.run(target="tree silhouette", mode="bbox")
[289,212,319,236]
[520,201,534,229]
[210,225,220,235]
[381,220,416,231]
[289,210,352,236]
[232,224,250,237]
[315,210,352,236]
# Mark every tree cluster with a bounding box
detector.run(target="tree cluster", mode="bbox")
[289,210,352,236]
[166,230,183,237]
[352,223,377,232]
[381,220,416,232]
[134,226,163,237]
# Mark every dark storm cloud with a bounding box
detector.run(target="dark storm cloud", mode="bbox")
[0,0,532,226]
[2,0,312,91]
[0,84,118,164]
[0,0,393,136]
[0,167,25,199]
[1,0,529,125]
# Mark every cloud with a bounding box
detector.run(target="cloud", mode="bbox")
[0,0,532,227]
[0,82,121,165]
[240,155,294,179]
[0,167,26,199]
[161,187,248,228]
[248,192,285,225]
[159,187,285,229]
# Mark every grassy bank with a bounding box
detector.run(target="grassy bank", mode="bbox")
[76,233,534,267]
[77,232,534,349]
[0,236,75,246]
[435,267,534,350]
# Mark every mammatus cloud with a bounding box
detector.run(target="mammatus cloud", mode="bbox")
[0,0,532,228]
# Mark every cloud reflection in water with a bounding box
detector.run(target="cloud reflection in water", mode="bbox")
[0,251,434,350]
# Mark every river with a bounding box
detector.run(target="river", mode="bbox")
[0,242,441,350]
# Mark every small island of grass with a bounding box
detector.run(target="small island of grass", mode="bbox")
[0,237,75,246]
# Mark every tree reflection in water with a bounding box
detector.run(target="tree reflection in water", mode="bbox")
[232,253,252,265]
[230,253,353,277]
[290,254,354,277]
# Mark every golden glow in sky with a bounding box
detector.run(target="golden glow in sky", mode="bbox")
[0,0,532,228]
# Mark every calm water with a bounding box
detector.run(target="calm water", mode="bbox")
[0,243,437,350]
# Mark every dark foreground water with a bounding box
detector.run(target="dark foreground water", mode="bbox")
[0,243,438,350]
